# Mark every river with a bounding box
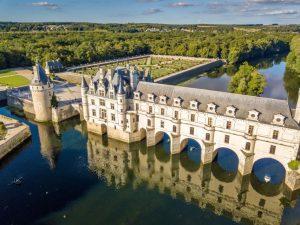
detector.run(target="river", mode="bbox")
[0,55,299,225]
[179,55,300,107]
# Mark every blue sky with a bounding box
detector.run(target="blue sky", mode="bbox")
[0,0,299,24]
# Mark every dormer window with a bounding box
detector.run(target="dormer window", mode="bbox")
[207,103,217,113]
[248,110,260,121]
[134,91,141,100]
[273,114,285,126]
[190,100,199,110]
[226,106,237,117]
[148,93,155,102]
[160,95,167,105]
[173,97,182,107]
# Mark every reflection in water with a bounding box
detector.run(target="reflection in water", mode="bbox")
[180,55,299,106]
[38,133,297,225]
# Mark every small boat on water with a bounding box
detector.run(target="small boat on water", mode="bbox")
[264,175,271,183]
[189,147,195,152]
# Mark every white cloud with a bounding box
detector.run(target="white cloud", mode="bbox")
[143,8,163,14]
[169,2,195,7]
[31,2,59,10]
[259,9,298,15]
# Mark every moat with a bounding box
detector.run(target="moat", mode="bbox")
[0,56,300,225]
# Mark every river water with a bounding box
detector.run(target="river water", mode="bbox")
[0,56,300,225]
[180,55,300,107]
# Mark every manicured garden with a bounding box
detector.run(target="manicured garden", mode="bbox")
[78,57,209,79]
[0,70,30,87]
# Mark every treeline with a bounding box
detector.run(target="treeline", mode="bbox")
[1,22,299,33]
[286,35,300,74]
[0,27,293,69]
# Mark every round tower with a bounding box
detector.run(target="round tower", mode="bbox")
[117,77,126,130]
[81,76,89,121]
[30,63,53,122]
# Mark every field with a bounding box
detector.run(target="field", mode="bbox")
[78,57,209,79]
[0,70,30,87]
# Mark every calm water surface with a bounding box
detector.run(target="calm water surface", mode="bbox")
[1,56,300,225]
[180,55,300,106]
[0,106,299,225]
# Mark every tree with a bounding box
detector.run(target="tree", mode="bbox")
[228,62,266,96]
[0,121,7,140]
[51,94,59,108]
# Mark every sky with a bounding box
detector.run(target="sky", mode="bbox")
[0,0,299,24]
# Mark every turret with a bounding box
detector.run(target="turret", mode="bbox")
[117,77,126,130]
[130,66,139,91]
[30,62,53,122]
[294,89,300,124]
[81,76,89,121]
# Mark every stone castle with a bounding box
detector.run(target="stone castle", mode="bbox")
[80,65,300,190]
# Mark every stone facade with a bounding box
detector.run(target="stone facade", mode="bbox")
[82,65,300,189]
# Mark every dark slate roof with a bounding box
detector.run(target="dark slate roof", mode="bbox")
[81,76,88,89]
[32,63,48,85]
[117,77,125,94]
[136,81,299,129]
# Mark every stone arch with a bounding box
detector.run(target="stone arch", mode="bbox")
[179,138,202,172]
[251,158,286,185]
[212,147,239,182]
[154,131,171,162]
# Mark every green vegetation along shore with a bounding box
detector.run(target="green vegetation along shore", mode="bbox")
[0,23,296,70]
[287,35,300,74]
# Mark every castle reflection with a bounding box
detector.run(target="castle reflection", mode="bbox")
[87,132,297,225]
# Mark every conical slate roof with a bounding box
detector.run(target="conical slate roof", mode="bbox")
[117,77,125,95]
[81,76,88,89]
[31,63,48,85]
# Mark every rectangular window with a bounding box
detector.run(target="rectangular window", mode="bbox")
[245,142,251,150]
[270,145,276,154]
[99,90,105,97]
[161,108,165,115]
[224,135,230,144]
[248,125,254,136]
[226,121,232,129]
[272,130,279,139]
[191,114,195,122]
[135,103,139,111]
[174,111,179,119]
[92,109,96,116]
[100,99,105,106]
[208,117,212,127]
[149,106,153,114]
[147,119,151,127]
[136,115,139,122]
[100,109,106,119]
[160,120,164,128]
[91,99,95,105]
[190,127,194,135]
[173,125,177,133]
[111,114,115,121]
[110,92,114,99]
[111,103,115,110]
[259,199,266,207]
[205,133,210,141]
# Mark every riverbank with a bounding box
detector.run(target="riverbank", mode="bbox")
[0,114,31,159]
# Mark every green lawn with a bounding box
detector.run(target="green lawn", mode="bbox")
[78,57,208,79]
[0,70,30,87]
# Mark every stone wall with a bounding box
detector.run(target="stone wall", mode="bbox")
[0,88,7,101]
[0,116,31,159]
[155,59,224,84]
[52,104,80,123]
[7,95,35,115]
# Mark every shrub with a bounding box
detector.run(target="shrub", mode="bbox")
[288,160,300,170]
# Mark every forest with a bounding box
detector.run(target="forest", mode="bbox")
[286,35,300,74]
[0,23,298,69]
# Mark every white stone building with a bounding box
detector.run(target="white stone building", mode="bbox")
[82,66,300,189]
